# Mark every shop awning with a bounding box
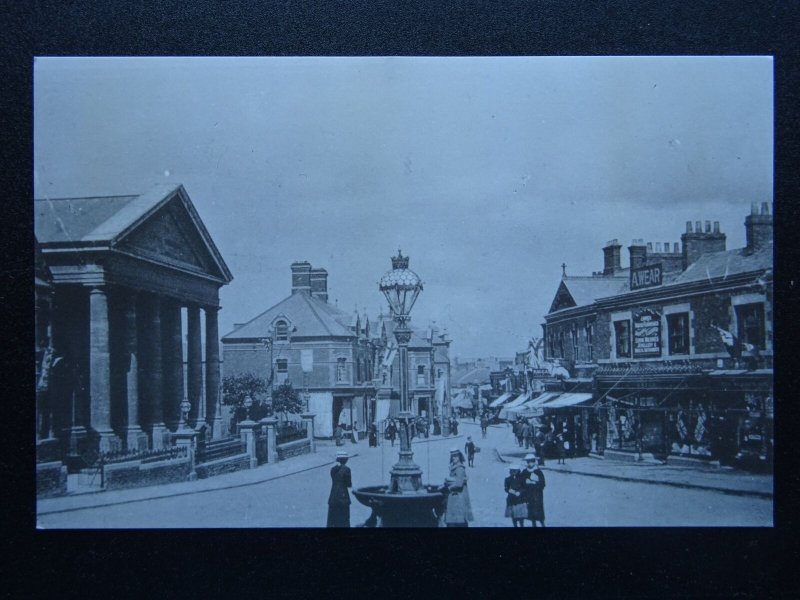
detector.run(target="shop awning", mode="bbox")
[451,391,474,409]
[488,392,513,408]
[503,393,531,409]
[543,393,593,408]
[522,391,561,409]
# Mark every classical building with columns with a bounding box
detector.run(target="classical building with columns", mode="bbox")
[35,183,233,462]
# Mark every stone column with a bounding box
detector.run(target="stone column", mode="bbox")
[301,413,316,453]
[88,286,121,453]
[265,416,279,464]
[148,295,167,449]
[186,304,204,428]
[165,298,185,432]
[124,294,148,451]
[238,419,258,469]
[205,306,223,438]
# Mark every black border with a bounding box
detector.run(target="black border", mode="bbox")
[4,1,799,598]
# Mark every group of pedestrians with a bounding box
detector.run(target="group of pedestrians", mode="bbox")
[504,453,546,527]
[333,422,359,447]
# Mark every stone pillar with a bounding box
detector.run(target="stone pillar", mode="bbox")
[173,428,198,481]
[238,420,258,469]
[165,298,185,431]
[148,295,167,449]
[124,294,148,451]
[301,413,316,453]
[265,416,279,464]
[88,286,121,453]
[186,304,204,428]
[205,306,223,438]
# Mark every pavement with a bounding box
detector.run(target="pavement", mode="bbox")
[37,430,465,518]
[490,421,773,499]
[37,417,772,521]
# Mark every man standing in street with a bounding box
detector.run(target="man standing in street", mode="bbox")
[480,415,489,439]
[327,451,352,527]
[465,436,477,467]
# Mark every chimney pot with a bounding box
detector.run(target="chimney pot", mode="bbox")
[646,242,653,251]
[705,220,711,233]
[761,202,769,215]
[751,202,759,215]
[673,242,680,253]
[655,242,662,253]
[713,221,720,233]
[686,221,692,233]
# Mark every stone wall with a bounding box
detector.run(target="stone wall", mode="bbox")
[277,438,311,460]
[195,453,251,479]
[36,461,68,497]
[103,456,192,490]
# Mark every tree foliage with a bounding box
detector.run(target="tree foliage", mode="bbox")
[272,382,303,420]
[222,372,268,408]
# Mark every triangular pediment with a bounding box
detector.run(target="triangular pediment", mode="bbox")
[548,281,577,313]
[115,195,225,280]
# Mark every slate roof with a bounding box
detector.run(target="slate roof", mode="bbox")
[223,291,355,340]
[550,242,772,314]
[34,183,233,282]
[455,366,492,385]
[672,243,772,285]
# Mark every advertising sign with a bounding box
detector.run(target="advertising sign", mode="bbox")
[301,349,314,372]
[630,262,663,291]
[632,308,662,357]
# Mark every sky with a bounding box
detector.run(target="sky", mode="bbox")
[34,56,773,359]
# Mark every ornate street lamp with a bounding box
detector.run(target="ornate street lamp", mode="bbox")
[352,251,444,527]
[379,250,424,493]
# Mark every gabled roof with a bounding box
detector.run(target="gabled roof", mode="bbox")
[455,366,492,386]
[223,291,355,340]
[549,276,628,313]
[379,315,432,349]
[35,183,233,283]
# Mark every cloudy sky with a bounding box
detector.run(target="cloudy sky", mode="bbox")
[34,56,772,358]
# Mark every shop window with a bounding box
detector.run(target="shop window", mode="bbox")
[735,303,765,350]
[667,312,690,355]
[614,320,631,358]
[275,320,288,341]
[336,357,347,382]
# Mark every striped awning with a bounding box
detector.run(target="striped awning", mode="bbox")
[543,393,593,408]
[488,392,513,408]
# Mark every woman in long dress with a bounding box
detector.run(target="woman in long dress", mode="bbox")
[442,449,474,527]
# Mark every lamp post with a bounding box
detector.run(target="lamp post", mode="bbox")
[352,251,444,526]
[261,327,274,416]
[379,250,425,493]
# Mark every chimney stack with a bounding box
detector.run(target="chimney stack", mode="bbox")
[310,268,329,303]
[602,239,622,275]
[744,201,773,253]
[628,239,647,270]
[681,219,726,270]
[291,261,312,294]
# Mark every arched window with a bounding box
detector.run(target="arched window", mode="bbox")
[275,320,288,341]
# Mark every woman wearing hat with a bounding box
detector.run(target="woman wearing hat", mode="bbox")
[521,453,546,527]
[327,451,352,527]
[504,463,527,527]
[441,448,474,527]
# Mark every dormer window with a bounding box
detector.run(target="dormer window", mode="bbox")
[275,320,288,341]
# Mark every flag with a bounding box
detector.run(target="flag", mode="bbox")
[714,326,739,358]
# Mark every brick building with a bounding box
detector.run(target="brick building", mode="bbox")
[222,262,375,438]
[542,204,773,467]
